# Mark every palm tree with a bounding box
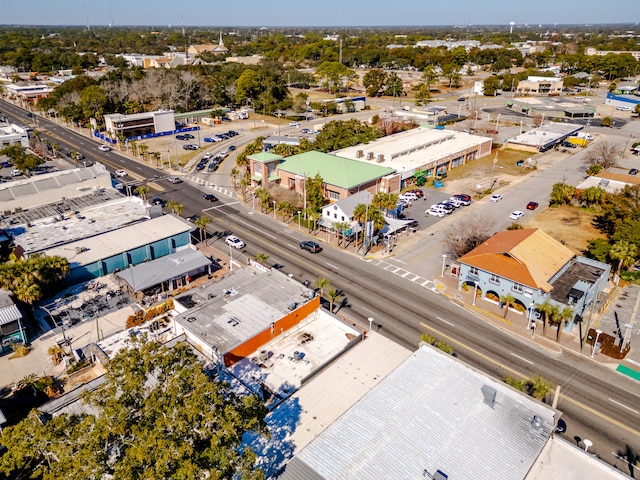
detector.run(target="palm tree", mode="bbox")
[373,192,399,217]
[69,150,80,167]
[500,293,516,319]
[308,210,321,233]
[277,201,294,221]
[555,306,574,342]
[151,152,162,167]
[194,216,211,242]
[230,168,240,190]
[239,177,250,198]
[531,375,555,401]
[327,288,342,313]
[129,140,138,156]
[50,142,59,158]
[138,144,149,160]
[314,277,329,297]
[255,252,269,264]
[609,240,637,278]
[135,185,150,201]
[166,200,184,216]
[535,299,556,336]
[254,187,272,212]
[334,221,351,247]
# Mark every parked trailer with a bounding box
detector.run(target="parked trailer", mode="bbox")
[567,136,589,147]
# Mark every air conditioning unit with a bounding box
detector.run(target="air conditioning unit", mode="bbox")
[377,154,385,163]
[259,350,269,361]
[366,151,374,160]
[356,150,364,158]
[293,351,303,361]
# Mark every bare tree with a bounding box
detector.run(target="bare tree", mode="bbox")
[583,140,621,169]
[443,216,493,259]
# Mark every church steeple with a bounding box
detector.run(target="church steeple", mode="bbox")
[219,31,224,47]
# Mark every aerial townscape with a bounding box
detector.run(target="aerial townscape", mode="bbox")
[0,1,640,479]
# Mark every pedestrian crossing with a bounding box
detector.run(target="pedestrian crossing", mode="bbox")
[362,257,439,292]
[188,176,235,198]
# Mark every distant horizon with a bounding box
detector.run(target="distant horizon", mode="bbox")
[1,22,639,30]
[1,0,638,29]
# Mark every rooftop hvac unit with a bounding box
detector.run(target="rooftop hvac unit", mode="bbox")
[259,350,269,361]
[377,154,385,163]
[366,151,375,160]
[356,149,364,158]
[293,351,303,361]
[287,301,297,311]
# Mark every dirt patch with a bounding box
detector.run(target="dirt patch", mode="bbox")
[523,205,605,254]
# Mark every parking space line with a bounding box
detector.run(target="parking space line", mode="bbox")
[400,271,411,278]
[410,275,421,282]
[421,280,432,286]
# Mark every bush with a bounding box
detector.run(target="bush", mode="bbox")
[486,292,499,302]
[10,344,30,357]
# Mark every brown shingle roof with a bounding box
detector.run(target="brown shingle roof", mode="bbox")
[458,228,575,292]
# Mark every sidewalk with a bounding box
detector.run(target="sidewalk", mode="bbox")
[434,271,640,376]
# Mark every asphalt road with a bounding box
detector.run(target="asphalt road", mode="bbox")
[3,98,639,474]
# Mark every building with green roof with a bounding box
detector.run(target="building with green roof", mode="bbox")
[277,151,397,201]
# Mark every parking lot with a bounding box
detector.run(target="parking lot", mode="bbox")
[395,188,474,230]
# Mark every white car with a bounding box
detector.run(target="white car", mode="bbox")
[10,169,22,177]
[616,106,632,111]
[426,208,445,217]
[289,121,300,127]
[490,194,503,202]
[510,211,525,220]
[115,169,128,177]
[400,192,418,200]
[226,235,246,249]
[98,144,111,152]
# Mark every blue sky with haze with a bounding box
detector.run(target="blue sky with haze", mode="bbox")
[2,0,638,27]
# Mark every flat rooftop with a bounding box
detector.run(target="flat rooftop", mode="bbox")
[335,127,492,177]
[228,310,362,400]
[280,344,557,480]
[507,122,584,148]
[173,268,317,354]
[45,213,193,266]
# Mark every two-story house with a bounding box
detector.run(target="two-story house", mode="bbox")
[457,228,610,334]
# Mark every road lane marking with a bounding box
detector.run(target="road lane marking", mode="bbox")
[421,280,432,286]
[286,243,297,249]
[401,271,411,278]
[609,398,639,414]
[418,323,640,439]
[325,263,339,270]
[435,316,455,327]
[510,353,534,365]
[410,275,421,282]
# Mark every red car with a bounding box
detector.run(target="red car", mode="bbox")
[410,189,424,198]
[526,201,538,210]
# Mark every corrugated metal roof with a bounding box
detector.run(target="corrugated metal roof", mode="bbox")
[0,304,22,326]
[458,228,575,292]
[280,345,555,480]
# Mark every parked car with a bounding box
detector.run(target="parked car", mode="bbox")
[115,169,128,177]
[401,192,418,200]
[10,169,22,177]
[183,133,195,139]
[300,241,322,253]
[436,203,454,214]
[98,144,111,152]
[561,141,577,148]
[208,162,219,172]
[226,235,245,249]
[426,208,445,217]
[183,144,198,150]
[526,201,539,210]
[176,134,188,140]
[203,194,218,202]
[195,163,206,171]
[510,211,525,220]
[1,161,13,168]
[490,194,503,202]
[152,198,165,207]
[410,189,424,198]
[203,137,216,143]
[629,168,638,175]
[227,130,239,137]
[228,145,236,151]
[617,106,632,111]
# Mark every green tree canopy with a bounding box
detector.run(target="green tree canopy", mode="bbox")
[0,254,69,305]
[0,340,268,480]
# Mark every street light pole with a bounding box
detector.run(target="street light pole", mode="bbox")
[527,302,535,330]
[229,243,233,272]
[472,282,478,306]
[273,200,277,219]
[368,317,373,333]
[441,254,447,277]
[297,210,301,230]
[591,329,602,358]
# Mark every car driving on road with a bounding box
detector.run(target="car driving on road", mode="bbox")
[300,241,322,253]
[98,144,111,152]
[226,235,245,249]
[115,169,127,177]
[510,211,524,220]
[490,194,503,202]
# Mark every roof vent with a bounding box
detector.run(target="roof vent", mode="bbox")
[366,151,374,160]
[531,415,543,434]
[287,301,297,311]
[259,350,269,361]
[356,149,364,158]
[481,384,497,407]
[377,154,385,163]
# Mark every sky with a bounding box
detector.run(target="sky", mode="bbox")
[1,0,639,27]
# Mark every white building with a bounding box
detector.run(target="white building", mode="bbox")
[0,123,30,149]
[103,110,176,140]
